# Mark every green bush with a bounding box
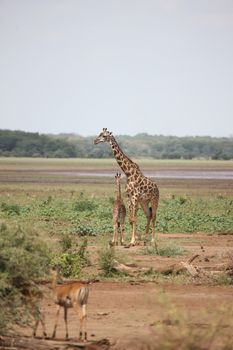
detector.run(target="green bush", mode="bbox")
[0,224,50,334]
[72,223,96,236]
[60,234,73,252]
[143,244,185,257]
[51,252,83,278]
[73,199,97,212]
[51,238,89,278]
[98,246,117,277]
[1,202,21,216]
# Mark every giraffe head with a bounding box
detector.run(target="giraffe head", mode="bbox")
[93,128,112,145]
[115,172,122,183]
[115,172,121,180]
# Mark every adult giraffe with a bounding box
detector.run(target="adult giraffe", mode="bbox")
[93,128,159,246]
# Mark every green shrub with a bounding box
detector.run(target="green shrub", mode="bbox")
[73,199,97,212]
[143,244,185,257]
[51,238,89,278]
[98,246,117,277]
[0,224,50,333]
[51,252,83,278]
[213,273,233,285]
[72,223,96,236]
[77,238,89,266]
[1,202,21,216]
[60,234,73,252]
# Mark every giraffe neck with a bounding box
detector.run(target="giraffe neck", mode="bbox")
[116,180,121,200]
[109,136,141,177]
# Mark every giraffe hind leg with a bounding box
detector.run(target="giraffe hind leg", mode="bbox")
[111,222,118,245]
[139,201,152,239]
[119,222,125,245]
[150,200,159,242]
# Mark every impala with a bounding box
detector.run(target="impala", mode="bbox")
[22,283,47,338]
[51,269,89,341]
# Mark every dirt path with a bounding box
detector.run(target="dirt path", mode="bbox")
[30,281,232,349]
[22,233,233,349]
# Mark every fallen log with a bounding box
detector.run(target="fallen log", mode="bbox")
[0,335,110,350]
[113,254,201,277]
[113,260,147,274]
[150,262,199,276]
[187,254,200,264]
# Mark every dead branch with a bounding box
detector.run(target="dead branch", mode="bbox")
[180,261,199,277]
[113,255,201,277]
[0,335,110,350]
[187,254,200,264]
[113,260,147,274]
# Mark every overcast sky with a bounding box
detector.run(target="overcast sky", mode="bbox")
[0,0,232,137]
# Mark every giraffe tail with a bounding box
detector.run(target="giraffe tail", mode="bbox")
[149,207,152,218]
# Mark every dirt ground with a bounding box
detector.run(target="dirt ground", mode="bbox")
[19,233,233,350]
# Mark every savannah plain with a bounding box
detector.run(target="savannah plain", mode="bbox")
[0,157,233,350]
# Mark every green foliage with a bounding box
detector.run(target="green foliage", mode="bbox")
[51,252,83,278]
[37,197,68,219]
[0,129,232,159]
[73,199,97,212]
[60,234,73,252]
[213,274,233,285]
[51,238,89,278]
[143,244,185,257]
[0,224,50,333]
[1,192,232,238]
[0,130,76,158]
[1,201,30,218]
[77,238,90,266]
[1,191,232,237]
[156,196,233,234]
[72,223,96,236]
[108,196,115,205]
[1,202,21,216]
[71,198,113,235]
[98,246,117,277]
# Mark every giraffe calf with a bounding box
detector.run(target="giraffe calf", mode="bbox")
[112,173,126,245]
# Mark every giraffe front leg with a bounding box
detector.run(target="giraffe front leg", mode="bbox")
[111,223,118,245]
[128,205,137,246]
[151,199,159,243]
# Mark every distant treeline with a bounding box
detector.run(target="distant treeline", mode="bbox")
[0,129,232,160]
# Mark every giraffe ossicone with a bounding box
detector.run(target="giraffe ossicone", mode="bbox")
[93,128,159,246]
